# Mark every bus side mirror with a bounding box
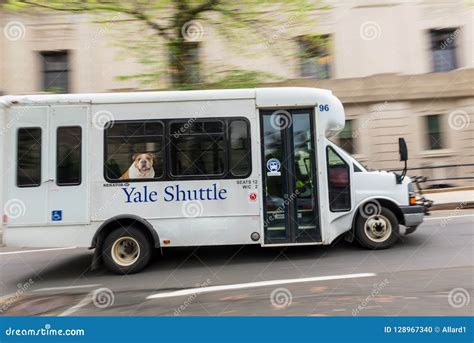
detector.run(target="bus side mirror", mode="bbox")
[399,138,408,162]
[397,137,408,184]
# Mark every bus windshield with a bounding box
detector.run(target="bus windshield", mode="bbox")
[328,141,367,172]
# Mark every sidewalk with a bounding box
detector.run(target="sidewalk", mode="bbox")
[423,187,474,211]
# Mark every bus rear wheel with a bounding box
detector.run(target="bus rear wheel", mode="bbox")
[355,207,399,249]
[102,227,152,274]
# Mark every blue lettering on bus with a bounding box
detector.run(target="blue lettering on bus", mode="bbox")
[163,186,174,202]
[122,186,158,203]
[123,187,136,203]
[122,183,228,204]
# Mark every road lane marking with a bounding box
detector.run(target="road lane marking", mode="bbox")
[425,214,474,221]
[33,284,101,292]
[59,293,93,316]
[146,273,376,300]
[0,247,77,255]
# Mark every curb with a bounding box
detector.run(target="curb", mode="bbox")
[423,186,474,195]
[430,202,474,211]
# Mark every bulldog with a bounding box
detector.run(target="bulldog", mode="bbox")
[120,153,156,179]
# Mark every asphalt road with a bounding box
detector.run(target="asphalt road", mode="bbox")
[0,210,472,316]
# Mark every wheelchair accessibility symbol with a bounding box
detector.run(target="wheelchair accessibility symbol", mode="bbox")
[267,158,281,176]
[51,210,62,222]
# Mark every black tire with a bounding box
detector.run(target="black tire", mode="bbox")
[102,227,152,274]
[355,206,400,249]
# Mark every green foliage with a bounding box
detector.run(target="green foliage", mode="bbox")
[183,70,281,90]
[44,86,66,94]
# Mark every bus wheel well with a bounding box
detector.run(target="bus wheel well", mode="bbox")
[352,199,404,230]
[91,216,160,251]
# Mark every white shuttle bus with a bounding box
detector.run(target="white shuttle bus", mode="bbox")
[0,88,424,273]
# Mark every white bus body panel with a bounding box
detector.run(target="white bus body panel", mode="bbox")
[4,105,90,228]
[48,105,90,225]
[6,106,50,226]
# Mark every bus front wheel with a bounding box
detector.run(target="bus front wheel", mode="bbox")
[355,207,400,249]
[102,227,152,274]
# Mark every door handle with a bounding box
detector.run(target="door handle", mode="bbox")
[42,178,54,184]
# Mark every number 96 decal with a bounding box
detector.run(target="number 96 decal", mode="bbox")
[319,104,330,112]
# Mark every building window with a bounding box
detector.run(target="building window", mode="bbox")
[40,51,69,93]
[170,42,201,85]
[326,146,350,212]
[425,115,444,150]
[17,127,42,187]
[337,119,355,154]
[297,35,331,79]
[104,121,165,181]
[57,126,82,186]
[430,28,460,72]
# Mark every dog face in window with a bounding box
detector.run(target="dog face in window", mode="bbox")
[120,153,156,179]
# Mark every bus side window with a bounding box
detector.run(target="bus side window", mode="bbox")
[57,126,82,186]
[229,119,251,177]
[170,120,225,177]
[17,127,42,187]
[104,121,164,182]
[326,146,351,211]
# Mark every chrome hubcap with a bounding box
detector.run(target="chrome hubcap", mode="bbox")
[365,215,392,243]
[111,236,140,267]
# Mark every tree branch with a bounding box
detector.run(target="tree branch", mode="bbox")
[173,0,220,31]
[14,0,171,39]
[187,0,220,17]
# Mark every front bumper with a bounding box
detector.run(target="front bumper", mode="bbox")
[400,205,424,234]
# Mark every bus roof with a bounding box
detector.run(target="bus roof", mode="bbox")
[0,87,333,108]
